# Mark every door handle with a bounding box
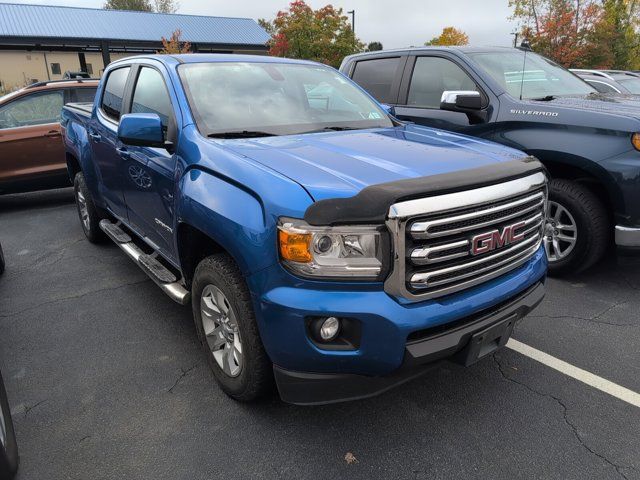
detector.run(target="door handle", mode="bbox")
[116,147,130,160]
[89,131,101,142]
[44,130,61,138]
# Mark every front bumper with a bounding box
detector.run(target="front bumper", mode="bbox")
[615,225,640,249]
[274,281,545,405]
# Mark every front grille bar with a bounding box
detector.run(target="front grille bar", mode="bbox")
[409,191,545,239]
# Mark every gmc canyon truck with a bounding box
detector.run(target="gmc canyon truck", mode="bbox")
[61,54,547,405]
[341,46,640,275]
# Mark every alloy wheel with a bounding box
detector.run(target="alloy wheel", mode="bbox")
[200,285,243,378]
[544,200,578,262]
[76,189,90,232]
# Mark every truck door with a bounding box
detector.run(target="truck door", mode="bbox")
[119,64,177,260]
[393,55,495,138]
[90,66,131,219]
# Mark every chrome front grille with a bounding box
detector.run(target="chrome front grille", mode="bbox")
[384,172,547,301]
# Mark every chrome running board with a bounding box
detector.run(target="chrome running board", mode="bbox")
[99,219,190,305]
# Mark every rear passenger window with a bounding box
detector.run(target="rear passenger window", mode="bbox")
[73,87,97,103]
[407,57,478,108]
[101,67,130,121]
[130,67,173,129]
[351,57,401,103]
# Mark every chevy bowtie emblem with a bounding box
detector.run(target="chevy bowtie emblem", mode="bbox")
[471,221,526,255]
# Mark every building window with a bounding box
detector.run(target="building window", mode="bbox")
[86,64,93,75]
[51,63,61,75]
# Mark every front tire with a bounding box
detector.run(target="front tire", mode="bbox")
[73,172,105,243]
[192,254,273,401]
[545,179,609,276]
[0,370,18,479]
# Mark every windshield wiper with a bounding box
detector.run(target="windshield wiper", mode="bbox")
[531,95,556,101]
[207,130,277,139]
[304,126,364,134]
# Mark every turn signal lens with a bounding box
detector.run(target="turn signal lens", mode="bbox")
[278,229,312,263]
[632,133,640,151]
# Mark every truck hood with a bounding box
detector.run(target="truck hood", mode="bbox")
[219,125,528,201]
[524,93,640,119]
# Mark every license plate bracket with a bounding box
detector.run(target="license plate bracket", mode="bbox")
[455,314,518,366]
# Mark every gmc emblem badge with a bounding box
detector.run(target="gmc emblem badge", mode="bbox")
[471,221,526,256]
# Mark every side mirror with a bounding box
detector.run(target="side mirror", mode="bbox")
[440,90,482,112]
[379,103,396,116]
[118,113,164,148]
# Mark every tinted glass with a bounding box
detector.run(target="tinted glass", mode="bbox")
[179,62,393,137]
[469,51,595,99]
[101,67,130,121]
[617,77,640,94]
[407,57,478,108]
[131,67,173,128]
[0,90,64,129]
[74,87,97,103]
[586,80,618,93]
[351,57,401,103]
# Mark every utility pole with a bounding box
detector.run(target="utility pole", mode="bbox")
[347,9,355,38]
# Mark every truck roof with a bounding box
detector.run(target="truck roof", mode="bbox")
[344,45,517,60]
[109,53,321,67]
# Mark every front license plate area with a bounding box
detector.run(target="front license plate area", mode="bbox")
[455,314,518,366]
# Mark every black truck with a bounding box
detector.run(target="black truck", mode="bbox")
[341,46,640,275]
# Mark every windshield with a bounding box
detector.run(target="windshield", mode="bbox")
[468,51,596,100]
[617,77,640,94]
[178,62,393,137]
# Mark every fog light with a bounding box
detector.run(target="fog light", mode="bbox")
[319,317,340,341]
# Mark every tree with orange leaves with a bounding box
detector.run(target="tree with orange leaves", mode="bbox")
[259,1,364,68]
[158,29,191,54]
[509,0,640,68]
[425,27,469,46]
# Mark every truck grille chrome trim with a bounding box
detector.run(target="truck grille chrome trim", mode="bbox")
[384,172,547,301]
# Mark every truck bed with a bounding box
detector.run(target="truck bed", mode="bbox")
[64,102,92,117]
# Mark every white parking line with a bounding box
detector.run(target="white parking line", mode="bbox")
[506,338,640,408]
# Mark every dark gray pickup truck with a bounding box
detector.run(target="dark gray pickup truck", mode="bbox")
[341,46,640,275]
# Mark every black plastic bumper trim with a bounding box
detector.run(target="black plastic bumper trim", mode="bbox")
[274,281,545,405]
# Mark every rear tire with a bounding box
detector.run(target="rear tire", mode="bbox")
[0,242,5,275]
[0,370,18,479]
[545,179,609,276]
[192,254,273,401]
[73,172,105,243]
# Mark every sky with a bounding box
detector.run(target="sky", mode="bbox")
[4,0,519,48]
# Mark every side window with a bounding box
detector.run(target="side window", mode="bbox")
[586,80,618,94]
[0,90,64,129]
[407,57,478,108]
[130,67,173,130]
[351,57,401,103]
[101,67,131,121]
[73,87,98,103]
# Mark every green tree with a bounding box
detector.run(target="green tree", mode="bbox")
[260,1,365,68]
[367,41,383,51]
[154,0,179,13]
[103,0,152,11]
[425,27,469,46]
[508,0,640,69]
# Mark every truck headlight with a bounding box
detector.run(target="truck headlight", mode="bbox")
[278,218,383,279]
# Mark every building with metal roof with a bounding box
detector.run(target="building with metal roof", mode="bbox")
[0,2,270,92]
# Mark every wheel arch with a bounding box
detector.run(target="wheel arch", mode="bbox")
[176,223,226,288]
[529,151,619,221]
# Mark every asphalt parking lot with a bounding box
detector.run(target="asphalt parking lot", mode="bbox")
[0,188,638,480]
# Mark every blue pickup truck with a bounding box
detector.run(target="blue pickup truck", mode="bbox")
[61,54,547,405]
